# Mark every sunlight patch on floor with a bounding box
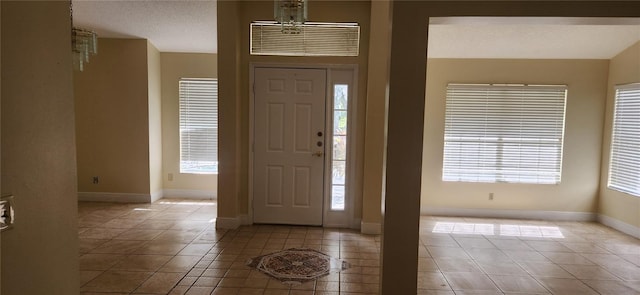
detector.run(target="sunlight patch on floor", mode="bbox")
[432,222,564,238]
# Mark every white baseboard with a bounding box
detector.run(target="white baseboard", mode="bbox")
[216,216,240,229]
[598,214,640,239]
[78,192,152,203]
[421,207,597,222]
[162,189,216,200]
[238,214,251,225]
[150,190,164,202]
[361,221,381,235]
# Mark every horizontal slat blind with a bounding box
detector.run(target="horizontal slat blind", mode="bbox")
[251,22,359,56]
[608,83,640,196]
[443,84,567,184]
[179,78,218,174]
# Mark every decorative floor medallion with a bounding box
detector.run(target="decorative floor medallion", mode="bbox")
[246,248,349,285]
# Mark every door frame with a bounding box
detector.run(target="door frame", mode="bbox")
[249,63,359,228]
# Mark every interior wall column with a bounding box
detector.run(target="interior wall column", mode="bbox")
[361,0,391,235]
[216,0,242,228]
[380,0,427,293]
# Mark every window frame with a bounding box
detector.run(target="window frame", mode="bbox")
[607,83,640,197]
[179,78,218,174]
[442,83,568,185]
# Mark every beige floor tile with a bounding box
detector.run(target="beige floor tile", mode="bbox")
[455,237,496,249]
[99,217,145,229]
[90,239,146,254]
[161,255,203,272]
[558,264,620,280]
[134,241,189,255]
[442,272,499,291]
[218,277,247,288]
[427,246,470,259]
[580,253,633,269]
[517,261,574,278]
[537,278,598,295]
[80,270,103,286]
[465,248,512,262]
[489,239,534,251]
[525,240,573,252]
[626,280,640,290]
[238,288,265,294]
[81,270,153,293]
[434,258,482,272]
[560,242,610,253]
[263,290,290,295]
[489,275,547,293]
[502,250,550,262]
[193,276,221,287]
[417,271,451,290]
[136,219,178,230]
[134,272,185,294]
[620,254,640,267]
[155,230,201,242]
[417,290,455,295]
[78,202,639,295]
[79,238,109,253]
[80,227,128,240]
[541,252,596,265]
[179,243,215,256]
[452,291,504,295]
[582,279,639,295]
[476,260,528,275]
[111,254,173,271]
[606,263,640,281]
[185,286,215,295]
[80,253,126,270]
[115,229,165,240]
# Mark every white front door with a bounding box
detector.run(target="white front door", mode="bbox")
[253,68,326,225]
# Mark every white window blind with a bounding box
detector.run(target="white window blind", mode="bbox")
[179,78,218,174]
[608,83,640,197]
[250,22,360,56]
[443,84,567,184]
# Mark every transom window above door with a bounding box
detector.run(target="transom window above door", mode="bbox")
[250,22,360,57]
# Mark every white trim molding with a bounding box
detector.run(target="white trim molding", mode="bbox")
[151,190,164,202]
[239,214,252,226]
[598,214,640,239]
[361,221,381,235]
[216,217,240,229]
[162,189,216,200]
[421,207,597,222]
[78,192,153,203]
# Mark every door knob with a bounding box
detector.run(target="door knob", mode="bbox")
[312,151,323,157]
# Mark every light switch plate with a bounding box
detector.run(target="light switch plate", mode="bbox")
[1,195,15,231]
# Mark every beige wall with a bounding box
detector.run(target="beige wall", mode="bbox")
[421,59,609,213]
[218,0,371,221]
[75,38,151,195]
[361,0,390,228]
[148,42,163,196]
[599,41,640,228]
[1,1,78,293]
[160,53,218,194]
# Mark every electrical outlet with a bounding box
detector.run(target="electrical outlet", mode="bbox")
[92,176,99,184]
[168,173,174,181]
[489,192,494,200]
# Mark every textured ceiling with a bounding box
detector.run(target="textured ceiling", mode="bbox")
[71,3,640,58]
[428,23,640,59]
[72,0,217,53]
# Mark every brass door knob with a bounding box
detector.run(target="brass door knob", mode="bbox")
[312,151,323,157]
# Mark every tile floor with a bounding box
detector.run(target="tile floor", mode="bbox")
[79,199,640,294]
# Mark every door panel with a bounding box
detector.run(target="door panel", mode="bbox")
[253,68,326,225]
